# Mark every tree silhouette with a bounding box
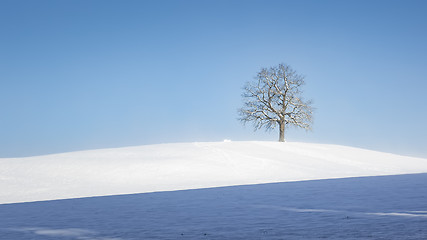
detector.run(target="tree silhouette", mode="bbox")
[239,63,313,142]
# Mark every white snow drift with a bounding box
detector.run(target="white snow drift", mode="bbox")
[1,141,427,204]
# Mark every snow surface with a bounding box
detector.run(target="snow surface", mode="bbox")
[1,174,427,239]
[1,141,427,204]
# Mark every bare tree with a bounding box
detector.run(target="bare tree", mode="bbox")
[239,63,313,142]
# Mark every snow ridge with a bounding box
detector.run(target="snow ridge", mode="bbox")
[1,141,427,204]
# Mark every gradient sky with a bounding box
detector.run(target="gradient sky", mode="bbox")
[1,0,427,158]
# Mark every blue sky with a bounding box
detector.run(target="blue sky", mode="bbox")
[1,0,427,158]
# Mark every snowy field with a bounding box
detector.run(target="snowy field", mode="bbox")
[1,141,427,204]
[1,173,427,239]
[1,141,427,239]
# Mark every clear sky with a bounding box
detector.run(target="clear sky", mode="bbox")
[1,0,427,158]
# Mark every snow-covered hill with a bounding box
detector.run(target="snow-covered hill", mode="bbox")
[1,141,427,204]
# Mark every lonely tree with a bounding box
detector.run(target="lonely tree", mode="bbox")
[239,63,313,142]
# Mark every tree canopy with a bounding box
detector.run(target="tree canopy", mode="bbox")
[239,63,313,142]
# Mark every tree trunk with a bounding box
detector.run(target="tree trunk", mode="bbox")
[279,121,285,142]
